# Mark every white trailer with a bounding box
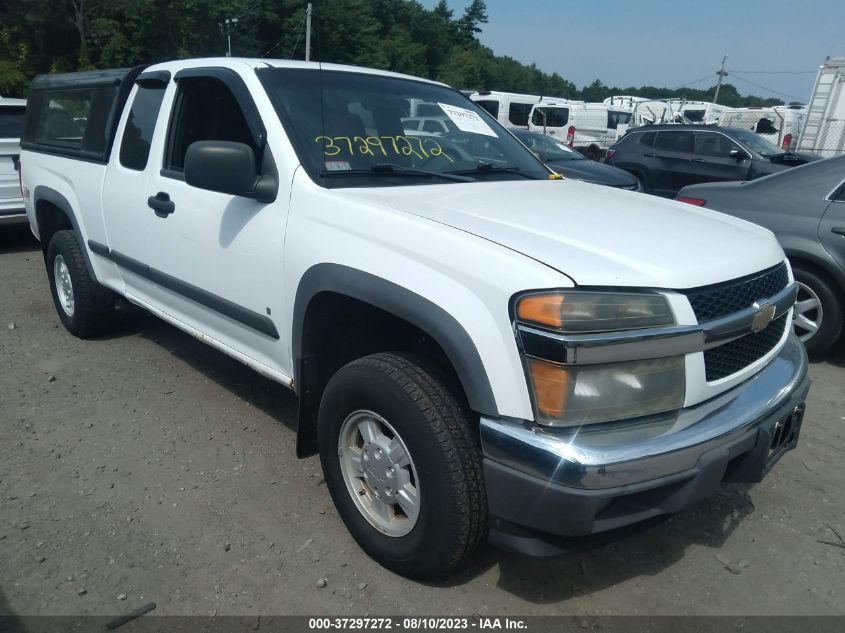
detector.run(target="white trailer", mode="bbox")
[797,57,845,157]
[719,105,807,150]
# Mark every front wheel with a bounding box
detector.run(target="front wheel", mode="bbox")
[318,353,487,579]
[791,266,842,356]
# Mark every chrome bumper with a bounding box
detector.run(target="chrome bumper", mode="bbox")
[482,333,809,491]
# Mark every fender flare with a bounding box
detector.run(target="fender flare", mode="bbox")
[292,264,500,454]
[32,185,99,282]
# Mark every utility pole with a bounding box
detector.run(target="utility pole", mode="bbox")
[222,17,238,57]
[713,54,728,104]
[304,3,312,62]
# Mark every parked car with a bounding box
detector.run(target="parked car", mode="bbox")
[677,156,845,355]
[511,129,640,190]
[21,59,809,579]
[607,124,820,197]
[668,100,728,125]
[0,96,26,225]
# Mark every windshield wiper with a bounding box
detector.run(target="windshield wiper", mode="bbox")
[448,163,540,179]
[319,163,474,183]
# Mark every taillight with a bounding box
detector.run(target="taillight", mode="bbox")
[782,133,793,149]
[15,157,22,197]
[566,125,575,147]
[606,149,616,160]
[676,196,706,206]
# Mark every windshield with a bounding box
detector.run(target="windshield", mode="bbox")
[514,131,582,161]
[259,68,550,187]
[729,129,782,158]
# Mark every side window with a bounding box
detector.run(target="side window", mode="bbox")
[508,102,533,127]
[475,100,499,118]
[120,82,167,171]
[654,131,693,153]
[693,132,737,157]
[531,107,568,128]
[638,131,656,147]
[164,77,257,173]
[832,181,845,202]
[607,111,631,130]
[34,91,92,149]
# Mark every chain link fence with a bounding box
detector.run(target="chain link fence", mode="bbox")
[797,120,845,157]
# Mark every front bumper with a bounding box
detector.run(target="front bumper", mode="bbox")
[481,333,809,555]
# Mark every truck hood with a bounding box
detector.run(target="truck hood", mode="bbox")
[339,179,784,289]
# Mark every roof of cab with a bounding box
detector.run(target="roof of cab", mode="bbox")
[144,57,449,87]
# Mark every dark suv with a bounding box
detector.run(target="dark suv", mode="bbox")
[606,124,819,197]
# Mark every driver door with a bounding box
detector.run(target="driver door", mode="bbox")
[141,69,292,380]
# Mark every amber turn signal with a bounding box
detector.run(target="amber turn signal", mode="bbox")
[527,359,570,418]
[517,293,565,328]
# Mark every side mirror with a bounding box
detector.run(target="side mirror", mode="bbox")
[729,148,747,160]
[185,141,277,203]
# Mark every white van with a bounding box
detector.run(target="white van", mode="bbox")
[469,91,541,129]
[527,99,631,155]
[719,105,807,150]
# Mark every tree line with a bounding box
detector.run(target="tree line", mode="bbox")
[0,0,783,108]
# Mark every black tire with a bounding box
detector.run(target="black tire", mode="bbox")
[46,230,115,338]
[318,352,488,579]
[791,265,843,357]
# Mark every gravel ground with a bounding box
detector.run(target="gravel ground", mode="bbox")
[1,222,844,617]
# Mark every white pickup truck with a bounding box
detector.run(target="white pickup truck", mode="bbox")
[20,58,810,579]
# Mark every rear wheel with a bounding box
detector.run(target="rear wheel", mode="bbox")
[791,266,842,356]
[46,230,115,338]
[318,352,487,579]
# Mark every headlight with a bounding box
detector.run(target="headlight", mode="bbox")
[516,290,682,426]
[526,355,685,426]
[516,291,674,333]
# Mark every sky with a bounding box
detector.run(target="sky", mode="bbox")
[420,0,845,103]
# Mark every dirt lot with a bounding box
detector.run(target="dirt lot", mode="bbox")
[1,222,844,617]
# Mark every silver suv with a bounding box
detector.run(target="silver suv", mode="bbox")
[0,97,26,224]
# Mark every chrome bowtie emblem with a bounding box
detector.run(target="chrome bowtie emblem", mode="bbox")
[751,302,776,333]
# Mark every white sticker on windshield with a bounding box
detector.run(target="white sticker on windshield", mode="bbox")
[438,103,497,137]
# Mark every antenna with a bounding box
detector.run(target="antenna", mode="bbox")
[305,3,313,62]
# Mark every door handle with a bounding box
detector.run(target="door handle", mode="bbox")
[832,227,845,236]
[147,192,175,218]
[642,152,656,157]
[691,158,707,163]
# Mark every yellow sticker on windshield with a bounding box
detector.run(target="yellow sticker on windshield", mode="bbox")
[314,135,454,163]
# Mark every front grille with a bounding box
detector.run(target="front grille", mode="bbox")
[683,263,789,322]
[703,314,788,381]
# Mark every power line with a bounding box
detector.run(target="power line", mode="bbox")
[729,69,816,75]
[729,72,808,102]
[674,73,717,89]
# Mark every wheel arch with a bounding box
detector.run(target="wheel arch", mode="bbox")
[292,263,499,458]
[785,249,845,300]
[32,186,98,282]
